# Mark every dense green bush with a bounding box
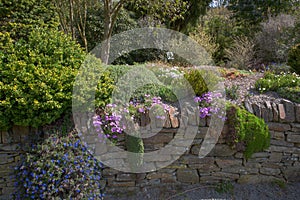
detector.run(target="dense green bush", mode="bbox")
[14,131,104,199]
[288,43,300,75]
[0,0,59,41]
[183,69,208,96]
[226,104,270,159]
[0,28,85,130]
[255,71,300,103]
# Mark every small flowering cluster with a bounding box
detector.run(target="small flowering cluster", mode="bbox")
[92,95,170,141]
[194,92,226,121]
[14,132,104,200]
[93,103,127,142]
[156,67,184,84]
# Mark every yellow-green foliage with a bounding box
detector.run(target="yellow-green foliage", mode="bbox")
[183,69,209,96]
[288,43,300,75]
[0,29,85,130]
[226,104,270,159]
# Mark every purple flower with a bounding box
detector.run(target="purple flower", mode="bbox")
[152,97,162,104]
[138,107,145,113]
[156,115,166,120]
[106,103,116,108]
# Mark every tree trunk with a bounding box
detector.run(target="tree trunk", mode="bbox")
[102,13,112,64]
[69,0,75,40]
[101,0,125,64]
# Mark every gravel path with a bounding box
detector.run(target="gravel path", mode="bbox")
[105,181,300,200]
[223,71,286,106]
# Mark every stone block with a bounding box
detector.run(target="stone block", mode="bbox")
[252,103,261,118]
[198,117,206,127]
[143,133,173,145]
[244,99,253,113]
[264,101,273,122]
[146,172,172,180]
[234,152,244,159]
[213,172,240,180]
[192,163,220,172]
[286,133,300,143]
[270,131,285,140]
[291,123,300,133]
[1,187,16,197]
[251,152,270,158]
[281,100,295,123]
[269,152,282,162]
[109,181,136,187]
[272,102,279,122]
[282,166,300,181]
[1,132,11,144]
[163,115,172,128]
[208,144,236,157]
[196,127,209,139]
[0,144,18,151]
[200,175,224,183]
[136,179,161,187]
[268,146,296,153]
[238,175,282,184]
[177,169,199,183]
[261,104,270,122]
[169,107,179,128]
[259,167,281,176]
[215,158,243,168]
[102,168,119,176]
[161,176,177,183]
[181,155,214,165]
[270,139,294,147]
[278,104,286,121]
[222,166,259,175]
[267,122,291,132]
[116,173,136,182]
[296,104,300,122]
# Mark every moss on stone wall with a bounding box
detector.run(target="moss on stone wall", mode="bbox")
[226,104,270,159]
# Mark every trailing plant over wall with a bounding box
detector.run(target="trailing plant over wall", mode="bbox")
[14,131,104,199]
[225,104,270,159]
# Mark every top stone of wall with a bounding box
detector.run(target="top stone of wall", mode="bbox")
[244,99,300,123]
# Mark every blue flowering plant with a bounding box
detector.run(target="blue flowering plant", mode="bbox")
[14,131,104,200]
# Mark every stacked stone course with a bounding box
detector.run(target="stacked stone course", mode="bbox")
[0,100,299,198]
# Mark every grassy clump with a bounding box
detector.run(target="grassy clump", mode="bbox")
[226,104,270,159]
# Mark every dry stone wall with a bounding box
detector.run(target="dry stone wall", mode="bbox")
[0,100,299,198]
